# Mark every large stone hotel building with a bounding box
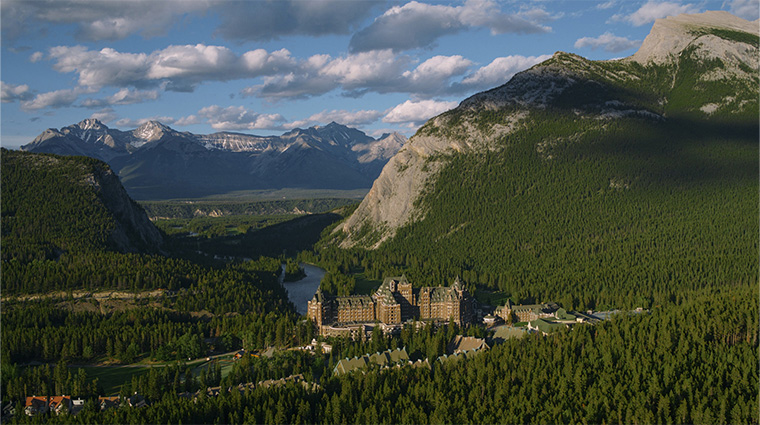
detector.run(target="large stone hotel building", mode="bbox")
[307,276,474,337]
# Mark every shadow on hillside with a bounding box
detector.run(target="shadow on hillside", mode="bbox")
[169,213,343,262]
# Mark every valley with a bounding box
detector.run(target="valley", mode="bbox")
[1,9,758,425]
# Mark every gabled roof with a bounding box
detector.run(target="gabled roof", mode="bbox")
[334,347,410,375]
[448,336,489,354]
[336,295,375,309]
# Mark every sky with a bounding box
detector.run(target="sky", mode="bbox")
[1,0,757,149]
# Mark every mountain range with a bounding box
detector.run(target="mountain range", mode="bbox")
[22,120,406,200]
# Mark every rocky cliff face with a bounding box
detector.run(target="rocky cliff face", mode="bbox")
[337,11,758,248]
[631,11,758,66]
[85,163,164,253]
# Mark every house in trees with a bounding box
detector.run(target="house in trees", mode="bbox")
[447,335,490,354]
[333,347,411,375]
[308,276,474,337]
[98,396,121,411]
[495,300,559,323]
[24,396,72,416]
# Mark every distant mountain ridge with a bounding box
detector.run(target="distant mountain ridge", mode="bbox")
[23,120,406,199]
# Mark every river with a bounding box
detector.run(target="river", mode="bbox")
[280,263,325,315]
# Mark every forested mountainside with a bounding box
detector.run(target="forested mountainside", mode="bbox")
[22,120,406,199]
[1,149,163,261]
[1,149,299,365]
[327,11,759,310]
[0,150,285,303]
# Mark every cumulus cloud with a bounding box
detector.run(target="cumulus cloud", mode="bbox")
[349,0,551,52]
[625,1,699,26]
[29,51,44,62]
[319,50,410,91]
[215,0,381,41]
[46,44,297,91]
[286,109,384,129]
[198,105,287,130]
[20,88,80,110]
[81,88,159,107]
[728,0,759,20]
[455,55,551,91]
[574,32,641,52]
[246,51,474,100]
[402,55,473,96]
[245,50,411,100]
[383,99,458,126]
[1,81,32,103]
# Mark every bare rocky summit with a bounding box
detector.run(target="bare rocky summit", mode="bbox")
[631,11,758,66]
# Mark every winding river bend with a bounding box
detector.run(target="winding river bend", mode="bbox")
[280,263,325,315]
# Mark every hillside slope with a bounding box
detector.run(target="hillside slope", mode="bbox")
[330,11,758,308]
[1,149,163,262]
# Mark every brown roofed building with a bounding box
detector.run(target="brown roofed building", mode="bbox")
[308,275,474,336]
[496,300,559,323]
[447,335,490,354]
[98,396,121,411]
[25,396,72,416]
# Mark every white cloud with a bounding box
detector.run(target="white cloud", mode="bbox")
[198,105,287,130]
[247,51,473,100]
[46,44,298,91]
[286,109,384,129]
[246,50,411,100]
[574,32,642,52]
[383,99,458,125]
[728,0,759,20]
[457,55,551,91]
[320,50,409,89]
[349,0,550,52]
[626,1,699,26]
[29,51,44,62]
[49,45,151,88]
[20,88,80,110]
[81,88,159,107]
[1,81,32,103]
[173,115,200,126]
[402,55,473,96]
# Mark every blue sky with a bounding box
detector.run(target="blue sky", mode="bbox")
[1,0,757,148]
